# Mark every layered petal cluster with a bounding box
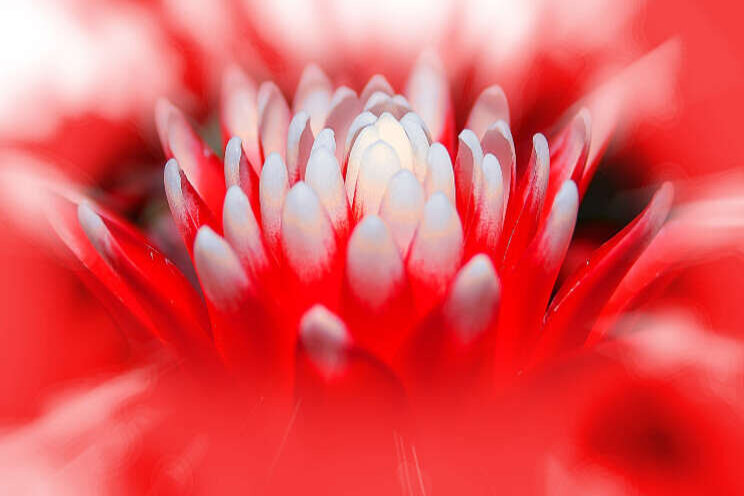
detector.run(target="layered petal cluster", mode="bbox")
[5,46,744,494]
[36,54,672,403]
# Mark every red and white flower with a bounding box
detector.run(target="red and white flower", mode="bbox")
[1,10,744,492]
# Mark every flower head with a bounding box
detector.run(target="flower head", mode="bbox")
[3,43,743,494]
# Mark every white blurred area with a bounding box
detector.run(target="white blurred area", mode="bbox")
[254,0,638,63]
[0,0,641,143]
[0,1,179,140]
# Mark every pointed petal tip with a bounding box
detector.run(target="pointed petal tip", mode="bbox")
[380,168,425,254]
[458,128,479,145]
[224,183,247,208]
[77,202,111,259]
[346,214,405,311]
[482,153,502,179]
[163,158,182,194]
[539,180,580,263]
[313,128,336,154]
[555,180,579,207]
[223,184,267,272]
[361,74,394,103]
[300,304,349,348]
[193,225,220,251]
[299,304,350,370]
[533,133,549,161]
[408,191,464,293]
[443,253,501,342]
[225,135,243,161]
[193,226,249,307]
[224,137,244,187]
[353,139,402,218]
[282,181,337,280]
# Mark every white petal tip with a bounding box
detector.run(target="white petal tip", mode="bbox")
[193,226,249,307]
[346,215,404,310]
[444,254,500,341]
[299,305,350,370]
[77,202,112,259]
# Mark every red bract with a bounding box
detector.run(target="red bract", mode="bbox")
[1,45,742,494]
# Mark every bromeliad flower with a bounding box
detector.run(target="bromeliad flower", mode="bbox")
[5,44,743,494]
[138,51,673,387]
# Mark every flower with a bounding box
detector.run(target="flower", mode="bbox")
[2,28,744,496]
[62,51,678,391]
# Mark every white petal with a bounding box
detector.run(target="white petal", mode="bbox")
[529,133,551,202]
[455,129,484,212]
[401,110,432,142]
[259,152,289,255]
[221,66,261,171]
[163,158,187,226]
[481,120,515,201]
[155,98,177,156]
[400,112,431,182]
[299,305,350,372]
[408,192,463,294]
[223,185,268,274]
[442,254,500,342]
[294,64,332,108]
[325,87,362,164]
[281,182,337,282]
[405,51,448,140]
[365,92,410,118]
[391,95,412,111]
[224,136,253,192]
[77,202,113,261]
[364,91,392,112]
[379,169,425,255]
[305,146,349,233]
[286,111,314,184]
[346,215,405,311]
[425,142,456,204]
[475,154,505,251]
[312,128,336,155]
[164,106,205,193]
[344,111,378,159]
[293,64,332,135]
[330,85,356,109]
[535,180,579,266]
[375,112,414,173]
[193,226,250,310]
[346,123,381,201]
[466,85,510,139]
[258,81,290,161]
[353,140,402,219]
[360,74,394,104]
[347,113,429,202]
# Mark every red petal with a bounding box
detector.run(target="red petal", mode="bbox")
[224,137,262,223]
[164,159,220,258]
[400,255,500,397]
[77,204,213,356]
[500,134,550,270]
[530,183,674,365]
[577,42,680,197]
[495,181,579,371]
[220,66,261,172]
[543,108,590,222]
[156,99,226,216]
[193,227,289,393]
